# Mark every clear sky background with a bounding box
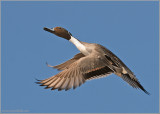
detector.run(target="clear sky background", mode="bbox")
[1,1,159,113]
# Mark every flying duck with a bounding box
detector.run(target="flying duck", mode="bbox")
[36,27,149,95]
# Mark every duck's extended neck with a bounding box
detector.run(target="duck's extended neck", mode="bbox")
[69,36,90,55]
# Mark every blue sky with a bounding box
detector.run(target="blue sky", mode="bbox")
[1,1,159,113]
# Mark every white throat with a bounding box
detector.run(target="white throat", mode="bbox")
[69,36,90,55]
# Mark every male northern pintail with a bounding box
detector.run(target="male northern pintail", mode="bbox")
[36,27,149,95]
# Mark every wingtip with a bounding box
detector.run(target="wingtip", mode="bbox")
[44,86,50,89]
[46,62,53,67]
[58,88,63,91]
[35,78,41,81]
[139,86,150,95]
[46,62,49,66]
[139,85,150,95]
[51,87,56,91]
[40,84,45,86]
[35,82,41,84]
[144,90,150,95]
[35,78,42,84]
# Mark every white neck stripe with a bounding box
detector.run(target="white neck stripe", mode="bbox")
[69,36,89,55]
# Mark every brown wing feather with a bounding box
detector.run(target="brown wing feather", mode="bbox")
[37,53,114,91]
[48,53,85,70]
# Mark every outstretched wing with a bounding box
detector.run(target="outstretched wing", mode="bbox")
[36,52,114,91]
[95,44,150,94]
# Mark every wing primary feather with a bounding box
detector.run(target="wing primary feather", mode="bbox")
[48,69,70,91]
[59,70,72,90]
[65,69,76,90]
[43,77,58,86]
[122,74,150,95]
